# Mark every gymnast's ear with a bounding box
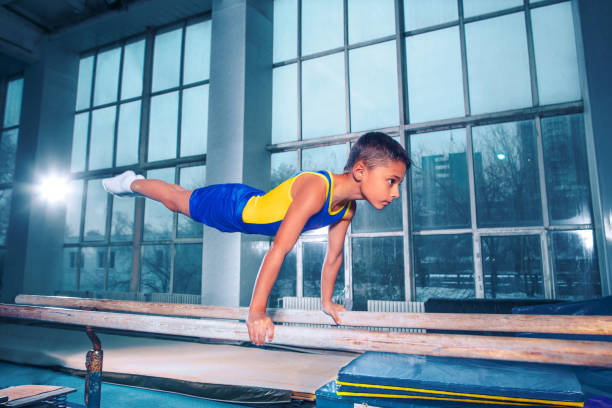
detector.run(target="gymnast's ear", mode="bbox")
[351,160,367,182]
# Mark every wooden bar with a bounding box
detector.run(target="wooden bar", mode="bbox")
[15,295,612,335]
[1,303,611,367]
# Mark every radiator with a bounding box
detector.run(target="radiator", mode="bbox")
[150,293,202,304]
[367,300,425,333]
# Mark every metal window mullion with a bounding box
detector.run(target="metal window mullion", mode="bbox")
[524,0,540,107]
[169,242,176,293]
[344,142,353,307]
[297,0,303,143]
[112,44,126,169]
[458,0,471,117]
[296,240,303,297]
[176,21,187,161]
[343,0,351,134]
[466,124,483,297]
[0,77,8,132]
[541,230,555,299]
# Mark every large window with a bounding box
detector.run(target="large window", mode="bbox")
[64,17,211,297]
[270,0,598,308]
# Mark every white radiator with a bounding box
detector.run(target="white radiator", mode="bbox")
[150,293,201,304]
[278,296,330,328]
[367,300,425,333]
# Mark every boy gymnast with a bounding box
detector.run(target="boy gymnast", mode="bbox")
[102,131,411,345]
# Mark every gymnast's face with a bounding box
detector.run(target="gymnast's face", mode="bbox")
[358,160,406,210]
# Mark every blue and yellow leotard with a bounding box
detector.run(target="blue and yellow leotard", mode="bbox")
[188,170,352,236]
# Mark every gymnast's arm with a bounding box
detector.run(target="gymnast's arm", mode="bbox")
[247,175,327,346]
[321,203,354,325]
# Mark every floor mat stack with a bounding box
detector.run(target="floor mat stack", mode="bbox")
[316,352,585,408]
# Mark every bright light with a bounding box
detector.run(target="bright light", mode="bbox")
[39,175,71,203]
[496,153,506,160]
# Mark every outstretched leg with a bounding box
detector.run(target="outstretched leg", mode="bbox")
[103,170,192,216]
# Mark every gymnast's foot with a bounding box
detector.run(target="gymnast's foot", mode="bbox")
[102,170,144,197]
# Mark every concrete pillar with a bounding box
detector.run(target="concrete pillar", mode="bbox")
[203,0,272,306]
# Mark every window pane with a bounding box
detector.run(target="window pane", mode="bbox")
[111,196,134,242]
[349,41,399,132]
[482,235,543,299]
[466,12,532,114]
[64,180,83,243]
[88,106,116,170]
[178,165,205,238]
[411,129,470,229]
[302,143,347,174]
[76,56,94,110]
[414,234,474,301]
[271,151,297,188]
[3,78,24,127]
[552,230,600,300]
[270,245,296,307]
[80,247,106,291]
[0,250,4,292]
[180,84,208,157]
[116,101,141,166]
[406,27,464,123]
[93,48,121,106]
[0,129,18,183]
[302,0,343,55]
[272,64,298,143]
[531,2,581,105]
[84,179,108,241]
[61,248,78,290]
[542,115,591,225]
[302,53,346,139]
[273,0,297,63]
[348,0,395,44]
[121,40,145,100]
[148,92,178,162]
[472,121,541,227]
[174,244,202,294]
[107,246,132,292]
[152,28,182,92]
[0,189,12,245]
[70,113,89,172]
[352,236,404,311]
[141,244,170,293]
[463,0,523,18]
[404,0,458,31]
[184,20,211,84]
[303,241,344,298]
[352,197,402,233]
[144,168,174,241]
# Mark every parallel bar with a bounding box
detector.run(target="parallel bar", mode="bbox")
[15,295,612,336]
[1,304,611,367]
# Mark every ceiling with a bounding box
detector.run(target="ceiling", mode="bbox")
[0,0,212,66]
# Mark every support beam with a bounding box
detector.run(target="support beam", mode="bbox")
[0,6,43,62]
[15,295,612,335]
[1,304,611,367]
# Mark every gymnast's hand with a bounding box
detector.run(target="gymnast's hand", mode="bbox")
[322,301,346,325]
[247,310,274,346]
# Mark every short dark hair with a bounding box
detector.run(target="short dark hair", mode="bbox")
[344,132,411,173]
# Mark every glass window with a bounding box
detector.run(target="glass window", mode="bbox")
[83,179,108,241]
[140,244,170,293]
[144,168,175,241]
[3,78,24,128]
[111,196,135,242]
[542,114,591,225]
[80,247,106,291]
[303,241,344,298]
[271,151,298,188]
[148,91,179,162]
[301,0,343,56]
[405,27,464,123]
[107,246,132,292]
[463,0,523,18]
[302,52,346,139]
[116,101,141,166]
[411,128,470,230]
[414,234,474,301]
[302,143,347,174]
[404,0,458,31]
[552,230,600,300]
[183,20,212,84]
[174,243,203,294]
[61,248,78,290]
[352,236,404,311]
[352,197,403,233]
[273,0,298,63]
[64,180,83,243]
[0,129,18,183]
[76,56,94,110]
[472,120,541,227]
[121,40,145,100]
[531,2,581,105]
[0,189,12,246]
[466,12,532,114]
[70,113,89,172]
[88,106,116,170]
[152,28,182,92]
[482,235,544,299]
[270,245,296,307]
[180,85,208,157]
[93,48,121,106]
[272,64,298,144]
[348,0,395,44]
[177,165,205,238]
[349,41,399,132]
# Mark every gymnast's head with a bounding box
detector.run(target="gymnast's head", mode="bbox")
[344,132,411,175]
